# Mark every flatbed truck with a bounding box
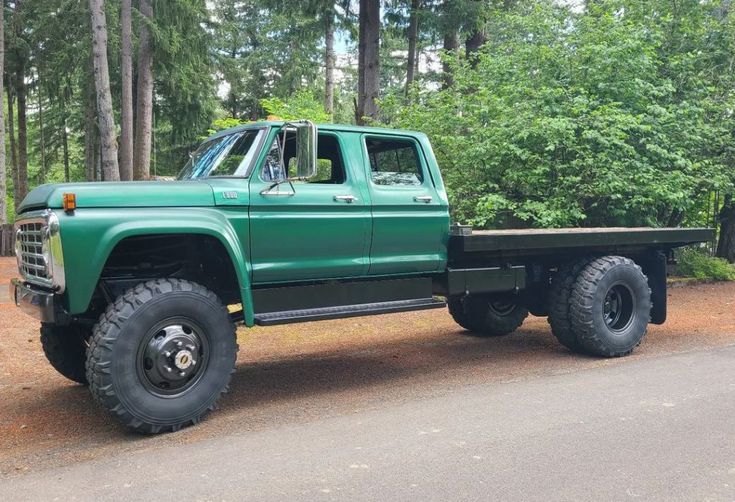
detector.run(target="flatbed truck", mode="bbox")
[9,121,713,433]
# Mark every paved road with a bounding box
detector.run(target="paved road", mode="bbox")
[3,344,734,502]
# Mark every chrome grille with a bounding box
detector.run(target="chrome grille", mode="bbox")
[18,221,50,282]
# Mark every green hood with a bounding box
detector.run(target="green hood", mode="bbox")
[18,181,216,214]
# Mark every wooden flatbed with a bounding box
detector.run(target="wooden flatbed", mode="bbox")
[449,227,714,256]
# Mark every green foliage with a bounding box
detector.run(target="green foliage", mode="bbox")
[383,0,735,229]
[677,248,735,281]
[206,117,246,137]
[260,90,332,123]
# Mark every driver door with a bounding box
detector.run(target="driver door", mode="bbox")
[248,132,371,284]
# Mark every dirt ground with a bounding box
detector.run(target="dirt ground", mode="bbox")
[1,256,734,478]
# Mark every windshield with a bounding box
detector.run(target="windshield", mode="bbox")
[177,128,266,179]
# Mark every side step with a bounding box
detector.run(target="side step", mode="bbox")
[254,298,446,326]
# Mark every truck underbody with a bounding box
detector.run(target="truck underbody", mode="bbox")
[240,227,712,327]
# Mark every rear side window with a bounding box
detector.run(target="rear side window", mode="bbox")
[366,138,424,187]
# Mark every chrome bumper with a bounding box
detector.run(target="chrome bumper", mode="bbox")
[9,278,55,323]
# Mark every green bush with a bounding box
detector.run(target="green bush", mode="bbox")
[676,248,735,281]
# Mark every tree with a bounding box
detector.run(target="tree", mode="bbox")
[717,196,735,263]
[357,0,380,123]
[133,0,154,180]
[89,0,120,181]
[324,3,336,115]
[405,0,421,94]
[119,0,134,181]
[7,0,29,206]
[0,3,6,224]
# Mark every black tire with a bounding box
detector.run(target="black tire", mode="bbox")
[40,323,91,384]
[448,294,529,336]
[86,279,238,434]
[547,258,593,353]
[570,256,651,357]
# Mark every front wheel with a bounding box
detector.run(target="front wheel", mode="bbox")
[448,294,529,336]
[41,323,91,384]
[86,279,238,434]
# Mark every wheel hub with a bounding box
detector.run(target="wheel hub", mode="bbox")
[140,323,205,394]
[603,284,635,333]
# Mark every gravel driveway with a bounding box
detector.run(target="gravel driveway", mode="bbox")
[1,256,734,479]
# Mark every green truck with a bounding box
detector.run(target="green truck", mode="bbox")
[9,121,712,433]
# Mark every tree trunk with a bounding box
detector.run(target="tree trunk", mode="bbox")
[61,98,70,183]
[16,59,28,204]
[0,3,5,224]
[84,91,97,182]
[465,29,487,69]
[134,0,154,180]
[7,81,18,213]
[356,0,380,124]
[324,6,335,117]
[405,0,420,95]
[119,0,134,181]
[89,0,120,181]
[37,70,47,184]
[716,194,735,263]
[442,29,459,89]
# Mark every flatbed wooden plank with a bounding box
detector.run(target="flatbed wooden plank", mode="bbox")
[451,227,714,253]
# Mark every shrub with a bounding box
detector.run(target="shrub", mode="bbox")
[676,248,735,281]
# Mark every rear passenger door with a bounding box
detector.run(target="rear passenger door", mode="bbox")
[362,135,448,275]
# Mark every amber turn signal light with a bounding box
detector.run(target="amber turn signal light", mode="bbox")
[63,193,76,212]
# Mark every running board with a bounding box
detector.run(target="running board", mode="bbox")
[254,298,446,326]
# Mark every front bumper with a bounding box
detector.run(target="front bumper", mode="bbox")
[9,278,56,323]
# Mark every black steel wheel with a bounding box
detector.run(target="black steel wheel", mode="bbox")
[569,256,651,357]
[86,279,238,434]
[448,294,529,337]
[40,323,91,384]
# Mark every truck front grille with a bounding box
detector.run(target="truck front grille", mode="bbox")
[17,222,50,282]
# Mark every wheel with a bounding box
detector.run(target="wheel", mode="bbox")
[569,256,651,357]
[86,278,238,434]
[40,323,91,384]
[547,258,593,352]
[448,294,529,336]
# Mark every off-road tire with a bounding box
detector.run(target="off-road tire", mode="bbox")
[570,256,651,357]
[86,279,238,434]
[448,295,529,336]
[547,258,593,353]
[40,323,91,384]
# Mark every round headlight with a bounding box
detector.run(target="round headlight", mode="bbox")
[41,233,52,270]
[14,227,23,269]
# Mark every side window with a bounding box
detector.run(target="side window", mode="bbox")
[261,133,346,184]
[366,138,424,187]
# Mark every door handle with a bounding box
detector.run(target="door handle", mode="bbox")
[334,194,357,203]
[414,196,433,203]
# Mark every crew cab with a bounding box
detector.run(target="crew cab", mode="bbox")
[9,121,713,433]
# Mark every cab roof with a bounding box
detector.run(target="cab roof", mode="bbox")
[206,121,427,142]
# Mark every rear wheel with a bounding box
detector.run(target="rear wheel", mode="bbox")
[40,323,91,384]
[569,256,651,357]
[86,278,238,433]
[547,258,593,353]
[448,294,529,336]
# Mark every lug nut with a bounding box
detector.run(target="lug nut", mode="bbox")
[164,365,172,373]
[176,341,183,347]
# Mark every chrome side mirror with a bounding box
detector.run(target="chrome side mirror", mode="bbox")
[291,120,317,179]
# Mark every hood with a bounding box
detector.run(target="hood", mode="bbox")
[17,181,217,214]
